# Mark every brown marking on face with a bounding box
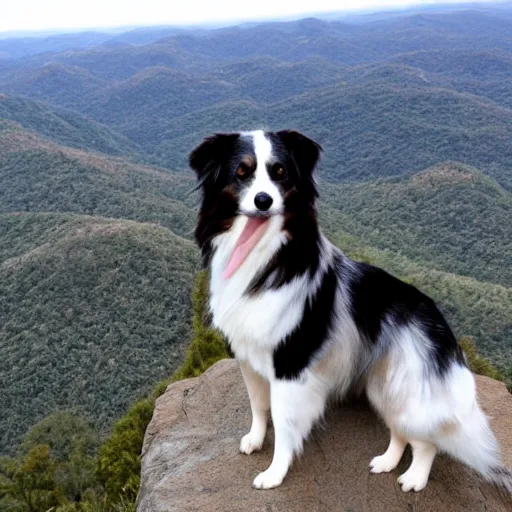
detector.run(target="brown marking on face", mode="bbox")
[240,155,255,169]
[221,183,238,198]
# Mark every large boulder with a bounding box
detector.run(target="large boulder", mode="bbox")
[138,359,512,512]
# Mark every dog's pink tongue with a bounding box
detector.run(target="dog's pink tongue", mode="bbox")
[223,217,269,279]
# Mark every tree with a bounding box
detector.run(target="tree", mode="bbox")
[0,445,62,512]
[21,412,100,503]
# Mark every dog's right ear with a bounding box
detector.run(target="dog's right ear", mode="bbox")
[189,133,239,187]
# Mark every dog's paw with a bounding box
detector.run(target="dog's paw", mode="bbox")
[252,468,285,489]
[397,467,429,492]
[240,433,263,455]
[369,454,399,474]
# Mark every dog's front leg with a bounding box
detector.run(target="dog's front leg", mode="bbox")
[239,360,270,454]
[252,376,329,489]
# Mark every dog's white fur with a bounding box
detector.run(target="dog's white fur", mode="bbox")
[205,131,506,492]
[239,130,284,215]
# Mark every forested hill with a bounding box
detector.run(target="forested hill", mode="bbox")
[1,1,511,466]
[2,7,512,187]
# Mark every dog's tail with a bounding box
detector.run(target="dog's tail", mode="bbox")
[435,400,512,494]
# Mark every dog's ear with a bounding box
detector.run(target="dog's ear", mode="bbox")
[189,133,239,186]
[276,130,322,179]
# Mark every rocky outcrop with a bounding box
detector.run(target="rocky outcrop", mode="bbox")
[138,359,512,512]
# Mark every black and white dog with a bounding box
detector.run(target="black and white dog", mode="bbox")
[189,129,511,492]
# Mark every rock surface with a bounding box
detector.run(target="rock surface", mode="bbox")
[138,359,512,512]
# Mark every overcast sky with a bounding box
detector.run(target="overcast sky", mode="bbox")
[0,0,501,33]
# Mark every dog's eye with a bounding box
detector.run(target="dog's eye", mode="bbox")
[236,165,250,180]
[271,165,287,181]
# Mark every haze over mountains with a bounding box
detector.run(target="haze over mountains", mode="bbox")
[1,3,511,451]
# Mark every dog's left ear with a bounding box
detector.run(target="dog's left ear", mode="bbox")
[189,133,239,186]
[276,130,322,180]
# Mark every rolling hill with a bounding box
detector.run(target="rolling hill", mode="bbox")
[2,9,512,192]
[320,162,512,286]
[0,212,198,452]
[0,121,196,237]
[86,66,241,129]
[0,62,109,111]
[145,83,512,190]
[214,56,346,102]
[0,123,200,452]
[42,42,212,80]
[385,48,512,80]
[0,31,115,59]
[0,94,141,158]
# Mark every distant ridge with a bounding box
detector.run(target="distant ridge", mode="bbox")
[0,94,141,157]
[321,161,512,286]
[0,121,196,237]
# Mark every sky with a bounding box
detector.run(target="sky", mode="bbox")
[0,0,502,33]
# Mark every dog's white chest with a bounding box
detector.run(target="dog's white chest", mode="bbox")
[208,228,311,375]
[210,279,305,345]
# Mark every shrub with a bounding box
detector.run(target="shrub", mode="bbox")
[459,336,503,382]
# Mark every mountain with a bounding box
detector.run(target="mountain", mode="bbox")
[213,56,346,102]
[106,26,208,46]
[2,10,512,190]
[0,94,141,157]
[0,63,109,111]
[0,121,196,237]
[144,83,512,189]
[40,42,212,80]
[140,12,512,65]
[0,212,198,451]
[320,162,512,286]
[272,82,512,189]
[0,120,201,451]
[385,48,512,80]
[0,31,114,59]
[1,4,512,457]
[375,49,512,107]
[86,66,241,131]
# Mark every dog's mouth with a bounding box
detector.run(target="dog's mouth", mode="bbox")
[237,207,283,218]
[222,215,270,279]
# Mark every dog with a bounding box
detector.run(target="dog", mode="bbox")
[189,129,512,492]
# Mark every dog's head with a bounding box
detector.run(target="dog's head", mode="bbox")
[190,129,322,263]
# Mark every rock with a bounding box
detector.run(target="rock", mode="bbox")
[138,359,512,512]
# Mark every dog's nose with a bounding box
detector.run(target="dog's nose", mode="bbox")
[254,192,273,211]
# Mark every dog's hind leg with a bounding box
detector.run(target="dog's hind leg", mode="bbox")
[397,440,437,492]
[239,361,270,455]
[370,429,407,474]
[252,375,329,490]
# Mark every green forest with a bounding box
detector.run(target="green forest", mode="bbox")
[0,271,228,512]
[1,4,512,511]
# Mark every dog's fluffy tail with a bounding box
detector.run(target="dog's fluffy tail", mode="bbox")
[436,401,512,494]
